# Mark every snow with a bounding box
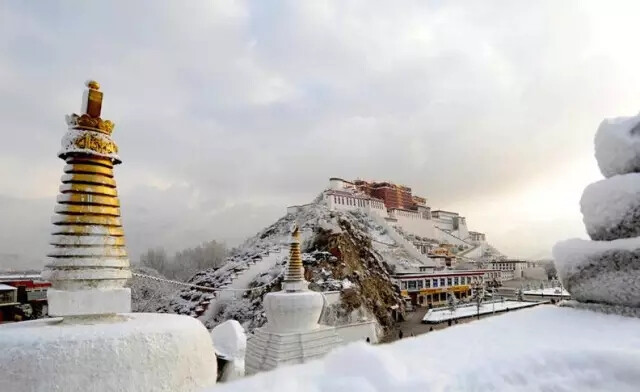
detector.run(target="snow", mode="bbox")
[341,278,354,289]
[553,236,640,277]
[163,202,415,332]
[523,287,571,297]
[422,300,543,323]
[581,173,640,237]
[58,128,121,162]
[0,283,17,291]
[0,313,217,392]
[211,320,246,360]
[209,306,640,392]
[594,113,640,178]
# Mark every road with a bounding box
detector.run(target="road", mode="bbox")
[383,301,556,343]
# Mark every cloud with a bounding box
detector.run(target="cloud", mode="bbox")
[1,1,640,269]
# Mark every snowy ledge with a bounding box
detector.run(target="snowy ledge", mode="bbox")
[210,306,640,391]
[553,236,640,307]
[552,236,640,278]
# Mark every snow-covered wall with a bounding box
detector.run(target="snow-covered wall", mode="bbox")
[390,211,436,239]
[334,320,378,344]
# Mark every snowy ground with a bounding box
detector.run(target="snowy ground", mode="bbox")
[523,287,571,297]
[210,306,640,392]
[422,300,544,323]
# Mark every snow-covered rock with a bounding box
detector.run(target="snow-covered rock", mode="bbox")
[581,173,640,240]
[553,237,640,308]
[555,111,640,313]
[595,113,640,178]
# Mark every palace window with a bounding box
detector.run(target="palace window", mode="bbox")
[433,279,438,287]
[454,277,459,285]
[408,280,417,290]
[440,278,445,287]
[425,279,431,288]
[447,278,452,286]
[417,280,424,289]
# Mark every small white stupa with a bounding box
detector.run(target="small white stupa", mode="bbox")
[0,81,217,392]
[245,224,341,375]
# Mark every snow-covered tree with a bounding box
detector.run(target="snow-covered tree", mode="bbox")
[447,291,458,314]
[472,286,484,320]
[140,240,228,282]
[516,287,524,302]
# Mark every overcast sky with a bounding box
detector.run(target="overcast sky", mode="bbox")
[1,1,639,270]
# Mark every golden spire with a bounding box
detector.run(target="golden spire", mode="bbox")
[285,224,304,282]
[64,80,115,137]
[42,81,131,317]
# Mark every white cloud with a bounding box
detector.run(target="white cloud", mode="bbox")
[1,1,639,268]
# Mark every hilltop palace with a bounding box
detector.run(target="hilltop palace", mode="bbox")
[290,177,548,308]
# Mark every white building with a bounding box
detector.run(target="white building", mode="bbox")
[318,178,483,253]
[469,231,487,244]
[488,259,527,281]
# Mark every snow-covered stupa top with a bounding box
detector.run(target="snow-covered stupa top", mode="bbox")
[554,112,640,315]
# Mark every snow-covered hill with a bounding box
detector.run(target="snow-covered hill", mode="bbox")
[157,202,423,337]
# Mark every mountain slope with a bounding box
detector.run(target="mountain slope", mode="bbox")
[158,203,415,337]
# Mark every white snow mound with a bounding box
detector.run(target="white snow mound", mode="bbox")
[594,113,640,178]
[553,236,640,277]
[209,306,640,392]
[581,173,640,233]
[210,320,246,361]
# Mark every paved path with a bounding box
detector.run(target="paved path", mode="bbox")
[383,302,556,343]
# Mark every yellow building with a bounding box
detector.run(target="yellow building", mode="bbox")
[395,270,488,307]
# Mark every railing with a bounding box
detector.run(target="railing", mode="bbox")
[132,270,284,294]
[433,226,473,247]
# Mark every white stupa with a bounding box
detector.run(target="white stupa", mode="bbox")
[0,81,217,392]
[245,224,341,374]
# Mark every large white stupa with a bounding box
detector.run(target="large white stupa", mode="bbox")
[0,81,217,392]
[245,224,341,374]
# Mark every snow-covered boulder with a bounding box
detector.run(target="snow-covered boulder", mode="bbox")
[595,113,640,178]
[581,173,640,240]
[553,237,640,308]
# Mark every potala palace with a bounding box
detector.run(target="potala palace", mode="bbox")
[288,177,548,308]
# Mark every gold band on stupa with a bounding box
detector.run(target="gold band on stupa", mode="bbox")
[42,80,130,293]
[285,224,304,282]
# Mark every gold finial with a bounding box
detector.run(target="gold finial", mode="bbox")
[83,80,103,118]
[285,223,304,283]
[86,80,100,90]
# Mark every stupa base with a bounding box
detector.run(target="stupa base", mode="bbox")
[47,287,131,316]
[245,325,341,375]
[0,313,217,392]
